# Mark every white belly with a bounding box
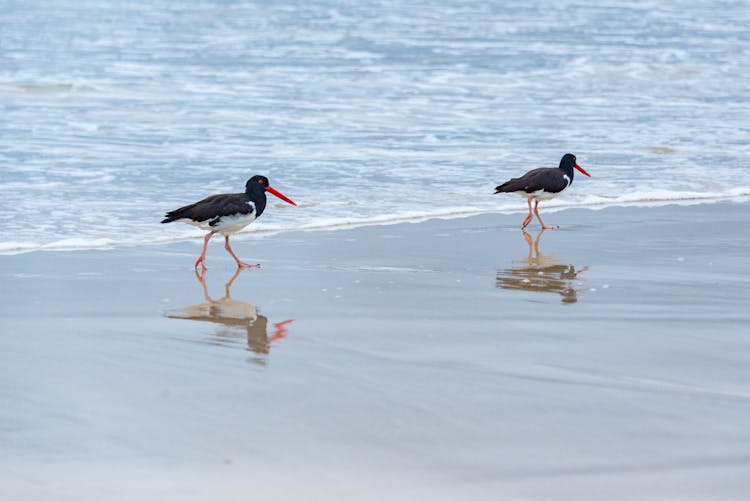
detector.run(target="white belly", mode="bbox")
[513,189,563,201]
[513,174,570,201]
[182,212,257,235]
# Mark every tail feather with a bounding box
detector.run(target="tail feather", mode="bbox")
[495,179,521,193]
[161,203,197,224]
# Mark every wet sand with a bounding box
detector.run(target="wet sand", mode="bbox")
[2,201,750,499]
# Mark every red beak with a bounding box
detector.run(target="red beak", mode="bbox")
[575,164,591,177]
[265,185,297,206]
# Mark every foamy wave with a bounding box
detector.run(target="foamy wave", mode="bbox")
[2,1,748,256]
[3,191,747,255]
[566,188,750,209]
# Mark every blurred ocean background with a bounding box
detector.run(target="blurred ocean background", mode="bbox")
[1,0,748,254]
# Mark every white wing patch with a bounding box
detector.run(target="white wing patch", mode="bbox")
[509,173,572,201]
[178,201,257,234]
[211,212,257,235]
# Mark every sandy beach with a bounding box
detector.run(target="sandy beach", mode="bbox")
[2,201,750,499]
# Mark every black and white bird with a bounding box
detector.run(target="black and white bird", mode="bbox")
[161,175,296,269]
[494,153,590,229]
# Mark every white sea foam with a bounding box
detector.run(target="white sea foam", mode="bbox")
[1,1,748,255]
[2,191,747,255]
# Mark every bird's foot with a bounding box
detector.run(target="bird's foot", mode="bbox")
[194,267,207,281]
[541,224,558,230]
[236,261,261,269]
[194,257,208,271]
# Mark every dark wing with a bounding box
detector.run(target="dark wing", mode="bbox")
[161,193,254,223]
[494,168,567,194]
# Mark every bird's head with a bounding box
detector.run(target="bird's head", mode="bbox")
[560,153,590,177]
[246,175,297,206]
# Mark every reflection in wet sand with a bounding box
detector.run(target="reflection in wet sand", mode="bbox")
[496,229,589,304]
[166,268,293,364]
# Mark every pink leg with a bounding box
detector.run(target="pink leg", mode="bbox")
[522,198,533,229]
[534,200,556,230]
[521,230,533,258]
[224,236,260,269]
[193,267,213,302]
[224,267,244,297]
[195,232,213,270]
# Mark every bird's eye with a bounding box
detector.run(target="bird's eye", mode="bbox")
[258,179,265,184]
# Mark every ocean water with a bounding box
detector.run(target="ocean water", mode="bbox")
[1,0,748,254]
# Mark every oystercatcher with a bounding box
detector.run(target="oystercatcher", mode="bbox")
[494,153,590,229]
[496,229,589,304]
[161,175,296,269]
[166,268,294,360]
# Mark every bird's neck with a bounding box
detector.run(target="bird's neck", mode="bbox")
[559,164,575,179]
[247,190,267,217]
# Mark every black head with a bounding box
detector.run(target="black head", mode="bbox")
[244,175,297,206]
[559,153,577,169]
[245,175,270,194]
[558,153,591,178]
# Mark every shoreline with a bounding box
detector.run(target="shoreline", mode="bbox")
[2,194,749,256]
[2,201,750,499]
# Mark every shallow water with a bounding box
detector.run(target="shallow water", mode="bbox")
[2,204,750,498]
[2,1,749,253]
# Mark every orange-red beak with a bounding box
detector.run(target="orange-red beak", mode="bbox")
[575,164,591,177]
[265,185,297,206]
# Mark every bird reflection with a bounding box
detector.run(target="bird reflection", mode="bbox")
[166,268,293,364]
[496,229,589,304]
